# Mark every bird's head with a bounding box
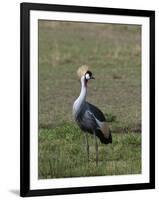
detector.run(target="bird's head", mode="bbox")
[85,70,95,81]
[77,65,95,86]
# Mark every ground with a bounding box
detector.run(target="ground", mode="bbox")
[38,21,141,179]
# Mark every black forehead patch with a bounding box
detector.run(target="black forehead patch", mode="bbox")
[85,70,92,76]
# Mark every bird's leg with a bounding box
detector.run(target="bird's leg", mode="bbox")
[84,132,89,162]
[94,131,98,166]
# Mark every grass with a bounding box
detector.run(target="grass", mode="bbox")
[39,123,141,179]
[38,21,141,178]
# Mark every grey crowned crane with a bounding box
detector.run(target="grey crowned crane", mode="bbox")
[73,65,112,165]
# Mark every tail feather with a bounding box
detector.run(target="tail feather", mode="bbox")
[96,129,112,144]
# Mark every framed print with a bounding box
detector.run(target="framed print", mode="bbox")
[20,2,155,197]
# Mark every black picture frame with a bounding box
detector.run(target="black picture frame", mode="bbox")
[20,2,155,197]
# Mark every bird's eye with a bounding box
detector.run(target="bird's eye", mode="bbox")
[85,73,90,80]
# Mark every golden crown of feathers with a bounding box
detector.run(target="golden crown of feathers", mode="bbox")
[77,65,90,78]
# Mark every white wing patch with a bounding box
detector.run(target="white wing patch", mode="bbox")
[87,111,110,138]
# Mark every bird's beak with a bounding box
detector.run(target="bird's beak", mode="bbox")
[91,76,95,79]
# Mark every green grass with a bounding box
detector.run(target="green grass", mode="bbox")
[39,123,141,179]
[38,21,141,178]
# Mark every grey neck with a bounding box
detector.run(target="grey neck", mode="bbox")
[73,76,87,117]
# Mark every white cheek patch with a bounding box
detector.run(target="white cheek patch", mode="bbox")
[85,73,90,80]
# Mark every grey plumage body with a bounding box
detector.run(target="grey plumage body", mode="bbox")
[75,102,112,144]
